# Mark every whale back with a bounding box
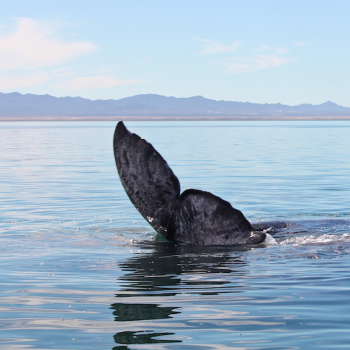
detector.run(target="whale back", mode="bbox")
[113,121,180,235]
[167,189,266,245]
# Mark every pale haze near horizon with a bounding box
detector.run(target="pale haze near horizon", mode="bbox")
[0,0,349,107]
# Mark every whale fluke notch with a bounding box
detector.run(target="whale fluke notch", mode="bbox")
[113,121,180,235]
[113,121,266,245]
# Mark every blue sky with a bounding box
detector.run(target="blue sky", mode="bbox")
[1,0,349,106]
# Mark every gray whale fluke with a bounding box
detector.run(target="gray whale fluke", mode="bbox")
[113,120,180,236]
[113,121,266,245]
[167,189,264,245]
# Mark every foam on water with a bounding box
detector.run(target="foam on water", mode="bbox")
[279,232,350,246]
[263,233,278,245]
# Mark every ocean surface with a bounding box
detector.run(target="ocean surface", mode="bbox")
[1,121,350,350]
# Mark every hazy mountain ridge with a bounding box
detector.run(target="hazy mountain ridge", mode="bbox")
[0,92,349,117]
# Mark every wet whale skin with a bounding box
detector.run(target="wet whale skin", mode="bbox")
[113,121,266,245]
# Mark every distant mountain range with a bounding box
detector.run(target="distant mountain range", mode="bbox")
[1,92,350,117]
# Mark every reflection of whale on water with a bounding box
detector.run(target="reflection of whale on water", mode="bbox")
[113,121,267,246]
[114,243,247,298]
[111,244,248,349]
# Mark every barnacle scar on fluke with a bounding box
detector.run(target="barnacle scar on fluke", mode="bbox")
[113,121,266,245]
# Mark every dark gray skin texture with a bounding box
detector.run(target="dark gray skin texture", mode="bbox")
[167,189,265,245]
[113,121,266,245]
[113,121,180,236]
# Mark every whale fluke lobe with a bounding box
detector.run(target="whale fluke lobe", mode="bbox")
[113,121,266,245]
[113,121,180,235]
[167,189,265,245]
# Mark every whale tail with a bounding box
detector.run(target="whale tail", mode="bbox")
[167,189,265,245]
[113,121,180,235]
[113,121,266,245]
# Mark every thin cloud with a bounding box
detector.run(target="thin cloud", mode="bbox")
[0,71,48,90]
[294,42,310,47]
[196,38,240,54]
[56,74,142,91]
[0,18,95,71]
[214,46,296,74]
[0,18,140,91]
[255,45,289,54]
[129,58,150,68]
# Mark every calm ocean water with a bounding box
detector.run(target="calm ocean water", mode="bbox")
[1,121,350,349]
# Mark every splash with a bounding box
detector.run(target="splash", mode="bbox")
[264,233,278,245]
[279,233,350,246]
